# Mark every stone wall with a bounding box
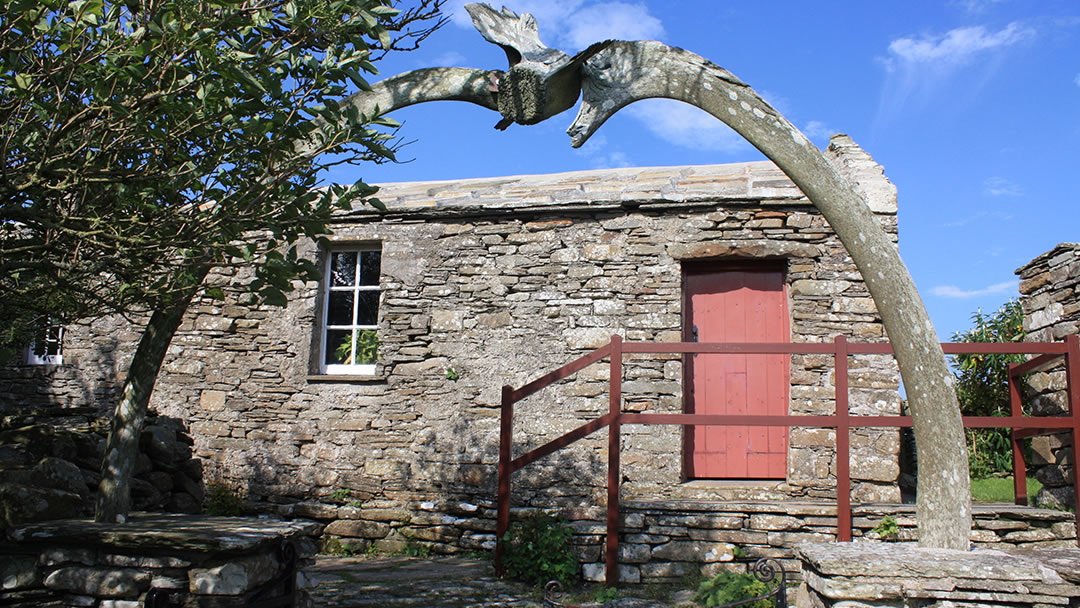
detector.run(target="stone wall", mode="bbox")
[0,408,203,529]
[1,136,903,552]
[1017,243,1080,509]
[798,542,1080,608]
[308,498,1076,584]
[1,514,318,607]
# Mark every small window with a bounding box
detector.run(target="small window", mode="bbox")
[320,248,381,374]
[26,324,64,365]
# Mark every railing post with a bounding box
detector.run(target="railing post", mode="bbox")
[606,335,623,587]
[495,384,513,575]
[834,335,851,542]
[1008,362,1027,505]
[1066,335,1080,546]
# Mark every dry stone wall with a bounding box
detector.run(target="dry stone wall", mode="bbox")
[798,542,1080,608]
[0,408,203,529]
[307,498,1075,584]
[1017,243,1080,509]
[2,514,318,607]
[1,136,904,555]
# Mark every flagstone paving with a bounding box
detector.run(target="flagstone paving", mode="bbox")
[305,555,684,608]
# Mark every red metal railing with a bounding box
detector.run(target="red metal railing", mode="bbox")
[494,334,1080,585]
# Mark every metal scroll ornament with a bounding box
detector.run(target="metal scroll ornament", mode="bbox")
[543,580,580,608]
[719,558,788,608]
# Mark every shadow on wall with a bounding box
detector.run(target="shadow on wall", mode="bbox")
[427,413,608,510]
[0,334,125,413]
[0,410,204,529]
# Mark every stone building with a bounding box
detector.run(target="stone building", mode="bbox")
[1,135,904,557]
[1017,242,1080,509]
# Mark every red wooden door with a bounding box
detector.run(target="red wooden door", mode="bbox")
[684,263,789,479]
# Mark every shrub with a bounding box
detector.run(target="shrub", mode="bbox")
[870,516,899,541]
[694,570,776,608]
[500,512,578,587]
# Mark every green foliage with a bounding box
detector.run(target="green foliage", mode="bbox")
[402,539,432,558]
[319,536,366,557]
[335,330,379,365]
[871,516,900,541]
[0,0,442,352]
[500,512,578,588]
[331,488,352,502]
[952,300,1027,478]
[731,545,746,559]
[694,570,776,608]
[204,481,246,516]
[593,586,620,603]
[396,527,432,558]
[445,367,460,381]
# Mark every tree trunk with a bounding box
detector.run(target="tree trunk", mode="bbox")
[566,40,970,549]
[95,264,210,522]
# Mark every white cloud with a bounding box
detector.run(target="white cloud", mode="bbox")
[930,281,1017,298]
[951,0,1008,14]
[430,51,468,67]
[887,22,1035,66]
[942,210,1013,228]
[624,99,750,153]
[801,121,834,142]
[561,2,664,50]
[443,1,663,52]
[444,1,583,29]
[983,176,1023,197]
[876,22,1035,127]
[573,133,634,169]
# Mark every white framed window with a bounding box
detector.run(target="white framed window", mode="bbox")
[26,324,64,365]
[320,247,381,375]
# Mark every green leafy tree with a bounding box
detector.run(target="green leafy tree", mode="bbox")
[0,0,443,521]
[951,300,1026,478]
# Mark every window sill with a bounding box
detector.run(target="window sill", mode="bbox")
[306,374,384,384]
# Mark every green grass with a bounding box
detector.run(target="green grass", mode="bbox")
[970,476,1042,504]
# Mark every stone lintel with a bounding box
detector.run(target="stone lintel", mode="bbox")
[9,513,319,554]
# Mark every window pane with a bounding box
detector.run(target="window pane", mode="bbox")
[40,326,62,356]
[327,291,354,326]
[355,330,378,364]
[330,252,357,287]
[325,330,353,365]
[356,291,379,325]
[359,251,381,286]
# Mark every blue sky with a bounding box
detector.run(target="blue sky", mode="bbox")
[328,0,1080,342]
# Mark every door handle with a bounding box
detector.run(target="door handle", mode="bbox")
[692,325,699,342]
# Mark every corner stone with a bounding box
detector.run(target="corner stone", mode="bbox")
[44,567,151,599]
[189,553,278,595]
[1,556,40,590]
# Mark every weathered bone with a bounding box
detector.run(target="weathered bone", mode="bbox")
[568,40,970,550]
[465,3,610,129]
